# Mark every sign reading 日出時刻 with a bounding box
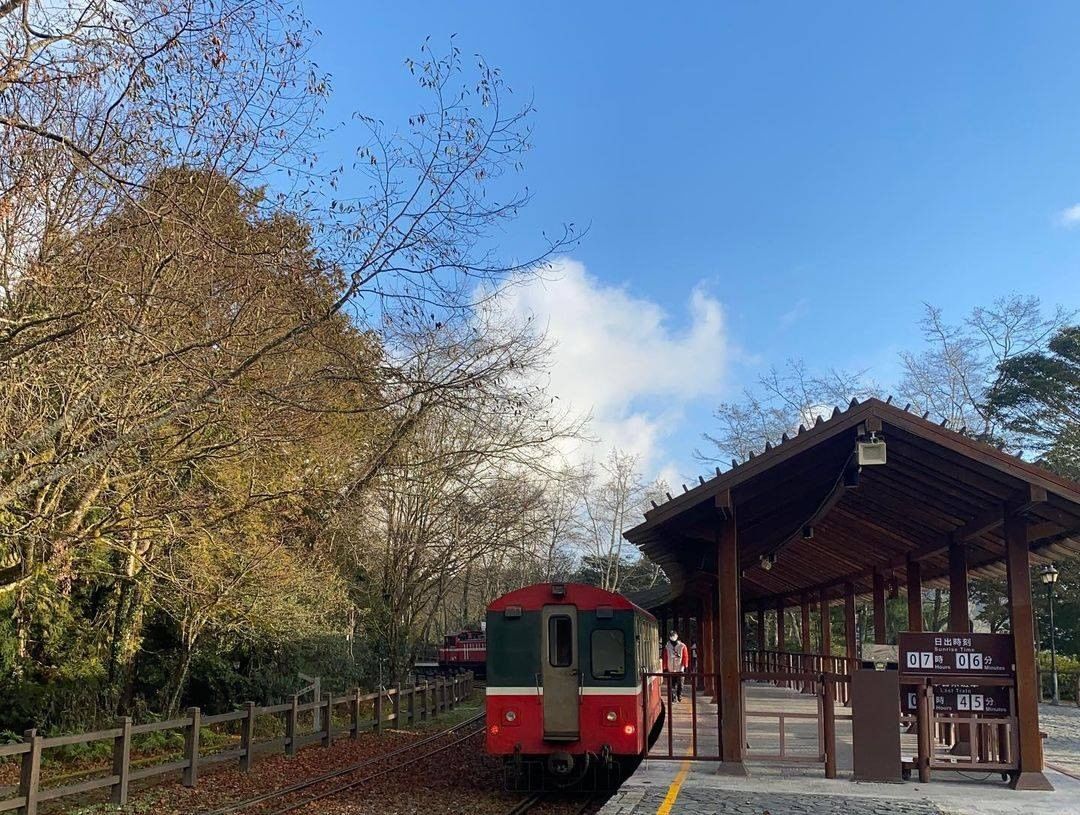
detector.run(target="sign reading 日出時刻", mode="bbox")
[898,632,1015,678]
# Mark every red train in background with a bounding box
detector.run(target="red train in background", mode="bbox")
[484,583,664,788]
[437,628,487,676]
[415,627,487,679]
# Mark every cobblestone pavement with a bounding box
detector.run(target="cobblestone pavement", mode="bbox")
[1040,702,1080,777]
[603,788,946,815]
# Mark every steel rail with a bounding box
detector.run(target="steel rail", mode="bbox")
[199,711,485,815]
[264,726,485,815]
[502,794,544,815]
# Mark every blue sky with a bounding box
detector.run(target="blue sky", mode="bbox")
[306,1,1080,484]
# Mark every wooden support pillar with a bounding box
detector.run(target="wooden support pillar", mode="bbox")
[700,599,712,694]
[872,569,887,644]
[1004,511,1052,790]
[800,593,812,692]
[775,599,786,653]
[948,538,970,632]
[801,593,812,654]
[711,588,721,697]
[906,557,923,633]
[819,587,832,670]
[717,510,746,771]
[756,606,765,653]
[844,582,857,665]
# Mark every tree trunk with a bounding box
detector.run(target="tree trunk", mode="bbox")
[166,637,198,717]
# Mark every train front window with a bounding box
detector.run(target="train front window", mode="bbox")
[591,629,625,680]
[548,615,573,667]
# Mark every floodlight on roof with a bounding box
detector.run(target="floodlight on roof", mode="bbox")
[857,431,887,466]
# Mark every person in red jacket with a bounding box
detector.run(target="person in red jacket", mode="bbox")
[662,630,690,702]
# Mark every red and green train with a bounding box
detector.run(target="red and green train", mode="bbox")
[484,583,664,786]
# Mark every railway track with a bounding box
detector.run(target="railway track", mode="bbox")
[502,793,598,815]
[503,794,545,815]
[200,711,486,815]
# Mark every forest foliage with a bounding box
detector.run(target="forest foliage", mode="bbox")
[0,0,670,733]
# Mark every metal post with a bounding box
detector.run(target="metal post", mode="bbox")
[1047,579,1060,706]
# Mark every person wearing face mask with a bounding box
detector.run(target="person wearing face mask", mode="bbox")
[662,630,690,702]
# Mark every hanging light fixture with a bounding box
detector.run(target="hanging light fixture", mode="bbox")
[857,431,887,466]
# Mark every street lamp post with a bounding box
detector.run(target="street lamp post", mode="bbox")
[1041,564,1060,706]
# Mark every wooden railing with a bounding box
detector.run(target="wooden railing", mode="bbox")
[742,649,856,705]
[0,672,474,815]
[903,676,1018,782]
[642,670,721,761]
[739,667,851,778]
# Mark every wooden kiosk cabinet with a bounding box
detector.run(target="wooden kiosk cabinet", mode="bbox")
[851,667,902,782]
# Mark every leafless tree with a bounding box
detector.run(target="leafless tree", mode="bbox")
[898,296,1073,442]
[697,359,878,465]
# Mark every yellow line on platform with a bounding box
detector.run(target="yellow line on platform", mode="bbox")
[655,760,691,815]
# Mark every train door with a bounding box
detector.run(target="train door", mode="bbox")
[541,604,579,740]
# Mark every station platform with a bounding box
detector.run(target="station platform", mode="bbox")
[601,684,1080,815]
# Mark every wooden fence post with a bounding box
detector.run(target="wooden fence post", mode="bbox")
[183,707,200,787]
[322,692,333,747]
[18,728,42,815]
[448,675,455,710]
[239,702,256,771]
[374,688,383,733]
[820,677,836,780]
[916,682,932,783]
[111,716,132,804]
[351,688,361,739]
[286,694,299,757]
[408,683,416,724]
[393,684,402,727]
[419,681,428,721]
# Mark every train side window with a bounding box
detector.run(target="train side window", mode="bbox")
[548,615,573,667]
[591,629,626,679]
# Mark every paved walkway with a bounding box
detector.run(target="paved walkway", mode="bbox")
[600,684,1080,815]
[1039,701,1080,778]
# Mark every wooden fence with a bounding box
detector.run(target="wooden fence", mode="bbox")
[0,672,474,815]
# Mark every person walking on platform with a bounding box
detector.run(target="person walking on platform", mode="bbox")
[662,630,690,702]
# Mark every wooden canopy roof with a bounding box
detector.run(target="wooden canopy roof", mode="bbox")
[624,398,1080,609]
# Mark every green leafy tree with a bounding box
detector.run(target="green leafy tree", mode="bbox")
[987,325,1080,479]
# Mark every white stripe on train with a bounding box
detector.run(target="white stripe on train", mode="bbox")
[485,686,647,696]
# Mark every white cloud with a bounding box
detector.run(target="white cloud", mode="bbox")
[1058,204,1080,228]
[495,258,731,479]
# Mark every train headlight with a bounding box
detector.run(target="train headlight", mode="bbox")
[605,710,618,722]
[489,724,500,736]
[504,709,517,723]
[623,724,636,736]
